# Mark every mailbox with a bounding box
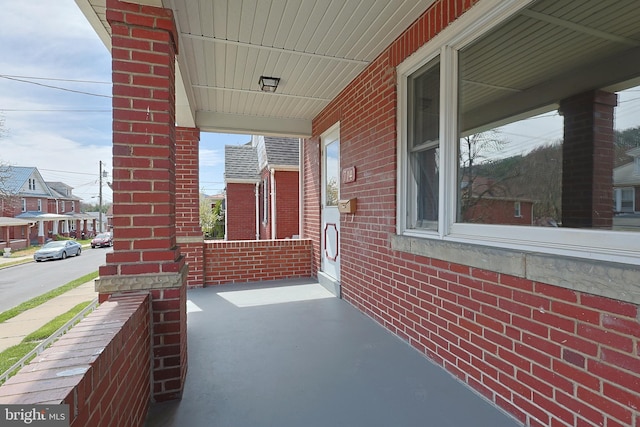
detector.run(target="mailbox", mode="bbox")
[338,198,357,214]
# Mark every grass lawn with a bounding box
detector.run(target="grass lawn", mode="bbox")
[0,270,99,381]
[0,271,98,324]
[0,300,95,381]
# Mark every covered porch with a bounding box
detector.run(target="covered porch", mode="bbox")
[2,1,634,426]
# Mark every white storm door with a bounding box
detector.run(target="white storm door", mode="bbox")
[322,127,340,281]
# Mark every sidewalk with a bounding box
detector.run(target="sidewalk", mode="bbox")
[0,280,98,352]
[0,254,33,267]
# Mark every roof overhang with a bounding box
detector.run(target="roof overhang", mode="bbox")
[0,217,32,227]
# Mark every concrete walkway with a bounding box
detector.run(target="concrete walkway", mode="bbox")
[0,281,98,352]
[146,279,521,427]
[0,253,32,267]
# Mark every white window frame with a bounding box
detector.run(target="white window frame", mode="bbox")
[21,198,26,212]
[37,199,42,212]
[397,0,640,265]
[514,201,522,218]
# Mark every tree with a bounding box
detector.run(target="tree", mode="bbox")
[0,117,18,216]
[200,195,224,239]
[458,130,518,222]
[614,126,640,167]
[0,162,18,216]
[80,202,110,213]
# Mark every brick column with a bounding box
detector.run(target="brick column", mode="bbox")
[97,0,187,403]
[559,90,617,229]
[176,126,204,288]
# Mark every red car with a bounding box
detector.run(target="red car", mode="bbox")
[91,232,113,248]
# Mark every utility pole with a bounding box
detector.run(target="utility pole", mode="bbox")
[99,161,103,233]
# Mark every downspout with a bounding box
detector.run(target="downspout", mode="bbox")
[270,168,276,239]
[255,182,260,240]
[298,138,303,239]
[224,190,228,240]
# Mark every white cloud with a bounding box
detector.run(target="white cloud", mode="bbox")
[199,148,224,167]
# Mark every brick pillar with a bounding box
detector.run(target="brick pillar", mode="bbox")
[176,127,204,288]
[97,0,187,403]
[559,90,617,229]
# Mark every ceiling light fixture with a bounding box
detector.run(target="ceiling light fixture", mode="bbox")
[259,76,280,93]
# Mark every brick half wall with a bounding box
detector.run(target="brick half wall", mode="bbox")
[204,239,313,285]
[0,293,151,427]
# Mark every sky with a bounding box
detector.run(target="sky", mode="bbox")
[0,0,250,206]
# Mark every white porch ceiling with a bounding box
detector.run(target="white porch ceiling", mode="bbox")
[75,0,434,137]
[75,0,640,138]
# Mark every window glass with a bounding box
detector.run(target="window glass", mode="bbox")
[456,0,640,232]
[325,140,339,207]
[407,58,440,230]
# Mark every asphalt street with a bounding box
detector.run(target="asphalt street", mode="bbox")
[0,247,111,312]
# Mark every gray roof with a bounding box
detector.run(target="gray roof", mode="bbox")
[0,166,38,194]
[46,182,81,201]
[224,144,259,181]
[264,136,299,166]
[614,162,640,186]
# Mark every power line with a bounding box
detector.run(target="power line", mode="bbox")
[39,168,102,176]
[0,109,110,113]
[0,75,111,99]
[0,75,110,85]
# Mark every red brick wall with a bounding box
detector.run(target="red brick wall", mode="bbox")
[103,0,183,278]
[0,294,151,427]
[302,137,321,276]
[275,170,299,239]
[204,239,312,285]
[176,127,201,237]
[176,126,204,287]
[463,199,533,225]
[104,0,187,403]
[226,183,257,240]
[351,252,640,427]
[150,286,187,402]
[306,0,640,426]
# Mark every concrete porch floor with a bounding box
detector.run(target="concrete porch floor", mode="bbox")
[145,278,521,427]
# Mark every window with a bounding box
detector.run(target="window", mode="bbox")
[61,201,65,212]
[21,199,26,212]
[406,58,440,231]
[37,199,42,212]
[614,188,635,213]
[72,202,75,212]
[398,0,640,265]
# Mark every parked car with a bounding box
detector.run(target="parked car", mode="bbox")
[34,240,82,262]
[91,232,113,248]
